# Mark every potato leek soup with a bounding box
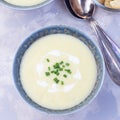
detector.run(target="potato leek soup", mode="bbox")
[20,34,97,110]
[4,0,47,6]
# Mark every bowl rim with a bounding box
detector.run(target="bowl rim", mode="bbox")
[0,0,54,10]
[94,0,120,12]
[13,25,105,115]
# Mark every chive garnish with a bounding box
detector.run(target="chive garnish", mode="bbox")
[51,71,54,73]
[59,68,63,71]
[44,58,72,85]
[48,67,50,71]
[65,63,70,66]
[56,72,60,76]
[53,78,59,84]
[46,58,50,62]
[63,74,67,78]
[61,81,64,85]
[62,65,65,68]
[65,69,72,74]
[54,69,59,74]
[60,61,64,64]
[45,72,50,76]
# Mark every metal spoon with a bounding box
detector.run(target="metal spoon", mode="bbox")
[65,0,120,86]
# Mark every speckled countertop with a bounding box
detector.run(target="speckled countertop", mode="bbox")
[0,0,120,120]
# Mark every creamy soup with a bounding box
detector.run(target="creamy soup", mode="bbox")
[4,0,47,6]
[20,34,97,110]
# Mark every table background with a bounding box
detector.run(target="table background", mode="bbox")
[0,0,120,120]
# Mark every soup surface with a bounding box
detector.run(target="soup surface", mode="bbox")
[4,0,47,6]
[20,34,97,110]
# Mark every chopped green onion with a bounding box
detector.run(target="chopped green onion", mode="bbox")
[56,72,60,76]
[53,63,60,69]
[59,68,63,71]
[51,71,54,73]
[65,63,70,66]
[63,74,67,78]
[62,65,65,68]
[45,59,72,85]
[48,67,51,71]
[45,72,50,76]
[54,69,59,74]
[46,58,50,62]
[65,69,72,74]
[60,61,64,64]
[61,81,64,85]
[53,78,59,84]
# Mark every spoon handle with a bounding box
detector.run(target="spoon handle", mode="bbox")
[89,18,120,85]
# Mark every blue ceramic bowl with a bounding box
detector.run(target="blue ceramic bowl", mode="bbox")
[94,0,120,12]
[0,0,53,10]
[13,26,105,114]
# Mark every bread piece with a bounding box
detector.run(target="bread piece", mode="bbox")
[99,0,105,4]
[110,0,120,9]
[104,0,113,8]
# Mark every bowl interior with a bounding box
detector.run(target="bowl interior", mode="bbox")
[13,26,105,114]
[0,0,53,10]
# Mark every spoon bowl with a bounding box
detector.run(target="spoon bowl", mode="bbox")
[69,0,95,19]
